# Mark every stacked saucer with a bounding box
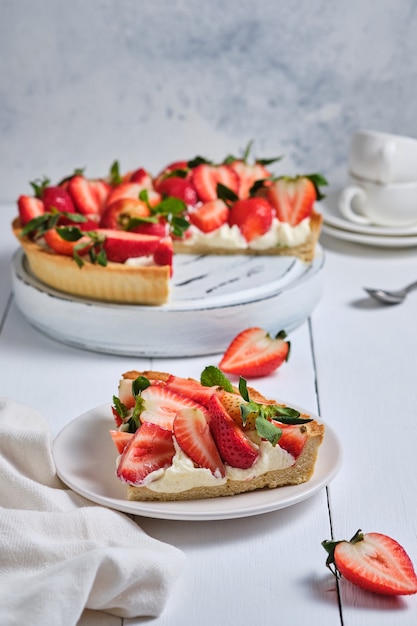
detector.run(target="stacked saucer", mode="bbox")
[319,191,417,248]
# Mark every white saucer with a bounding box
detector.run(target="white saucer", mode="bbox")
[319,191,417,237]
[321,223,417,248]
[11,247,324,357]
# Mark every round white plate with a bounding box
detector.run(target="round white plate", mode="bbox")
[319,191,417,237]
[11,247,324,357]
[53,403,342,521]
[321,223,417,248]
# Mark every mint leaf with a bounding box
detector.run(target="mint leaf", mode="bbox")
[132,376,151,397]
[109,160,123,186]
[255,416,282,446]
[200,366,234,392]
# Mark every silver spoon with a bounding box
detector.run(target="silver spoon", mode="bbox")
[364,280,417,305]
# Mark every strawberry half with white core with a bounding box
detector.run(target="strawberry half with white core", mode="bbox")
[97,229,162,263]
[219,328,290,378]
[189,199,229,233]
[228,197,274,242]
[190,163,240,202]
[266,174,327,227]
[173,408,226,477]
[67,175,111,216]
[322,529,417,596]
[117,421,176,485]
[139,384,209,431]
[17,195,45,226]
[165,374,218,407]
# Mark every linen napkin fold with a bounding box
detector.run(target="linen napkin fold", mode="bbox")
[0,397,185,626]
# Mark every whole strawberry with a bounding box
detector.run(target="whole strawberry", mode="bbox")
[322,529,417,596]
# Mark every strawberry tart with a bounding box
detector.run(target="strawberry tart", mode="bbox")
[110,367,324,501]
[13,147,327,305]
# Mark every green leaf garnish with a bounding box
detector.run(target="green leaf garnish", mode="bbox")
[132,376,151,397]
[200,366,234,392]
[255,416,282,446]
[217,182,238,203]
[30,177,50,198]
[109,160,123,186]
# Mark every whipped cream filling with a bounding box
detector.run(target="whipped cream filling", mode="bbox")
[139,438,295,493]
[124,256,155,267]
[182,217,311,250]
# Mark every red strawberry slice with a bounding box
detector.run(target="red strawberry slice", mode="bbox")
[44,228,93,257]
[153,237,173,273]
[105,182,156,208]
[131,219,167,238]
[68,175,111,216]
[109,429,134,454]
[173,407,226,476]
[99,197,151,230]
[266,176,317,226]
[165,375,218,408]
[208,394,259,469]
[189,200,229,233]
[273,423,307,459]
[228,197,273,242]
[140,384,208,431]
[117,377,136,409]
[97,229,161,263]
[130,167,153,186]
[42,186,76,214]
[229,161,272,199]
[17,195,45,226]
[116,421,175,485]
[190,164,239,202]
[154,160,189,188]
[322,529,417,596]
[155,176,198,205]
[219,327,290,378]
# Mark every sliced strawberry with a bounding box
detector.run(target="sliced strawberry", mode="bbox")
[208,394,259,469]
[116,421,175,485]
[99,197,151,230]
[165,375,218,408]
[155,176,197,205]
[130,167,153,186]
[323,529,417,596]
[131,219,167,238]
[266,176,318,226]
[43,228,93,257]
[229,160,272,199]
[189,200,229,233]
[17,195,45,226]
[219,327,290,378]
[139,384,208,431]
[173,407,226,477]
[190,164,239,202]
[215,389,255,429]
[109,429,134,454]
[228,197,273,242]
[153,237,173,273]
[154,160,189,188]
[273,423,307,459]
[67,175,111,216]
[97,229,161,263]
[117,377,136,409]
[42,186,76,214]
[105,182,157,208]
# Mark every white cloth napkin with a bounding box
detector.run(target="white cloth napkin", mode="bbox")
[0,397,185,626]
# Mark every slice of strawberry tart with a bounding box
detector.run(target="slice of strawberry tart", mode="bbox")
[110,367,324,501]
[13,146,327,305]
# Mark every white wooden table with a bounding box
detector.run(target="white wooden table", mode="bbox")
[1,201,417,626]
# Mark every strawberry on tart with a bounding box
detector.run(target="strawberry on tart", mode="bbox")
[13,146,327,305]
[110,366,324,502]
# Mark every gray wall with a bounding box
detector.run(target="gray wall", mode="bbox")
[1,0,417,201]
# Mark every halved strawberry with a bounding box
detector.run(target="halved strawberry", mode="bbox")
[165,375,218,408]
[229,160,272,199]
[130,167,153,186]
[109,429,134,454]
[266,175,326,226]
[189,200,229,233]
[154,160,189,188]
[219,328,290,378]
[67,175,111,216]
[153,237,173,273]
[43,228,93,257]
[131,219,167,238]
[228,197,273,242]
[139,384,208,431]
[273,423,307,459]
[322,529,417,596]
[105,182,159,208]
[99,197,151,230]
[117,377,136,409]
[173,408,226,477]
[42,186,76,214]
[116,421,175,485]
[208,394,259,469]
[215,388,256,429]
[155,176,197,205]
[17,195,45,226]
[96,229,161,263]
[190,164,239,202]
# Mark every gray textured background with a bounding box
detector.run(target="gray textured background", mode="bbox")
[2,0,417,201]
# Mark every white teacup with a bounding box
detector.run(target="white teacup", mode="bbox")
[339,174,417,227]
[348,129,417,184]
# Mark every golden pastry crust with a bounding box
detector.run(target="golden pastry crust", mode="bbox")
[118,370,324,502]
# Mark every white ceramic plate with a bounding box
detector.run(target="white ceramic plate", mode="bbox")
[321,223,417,248]
[53,403,342,521]
[319,191,417,237]
[11,247,324,356]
